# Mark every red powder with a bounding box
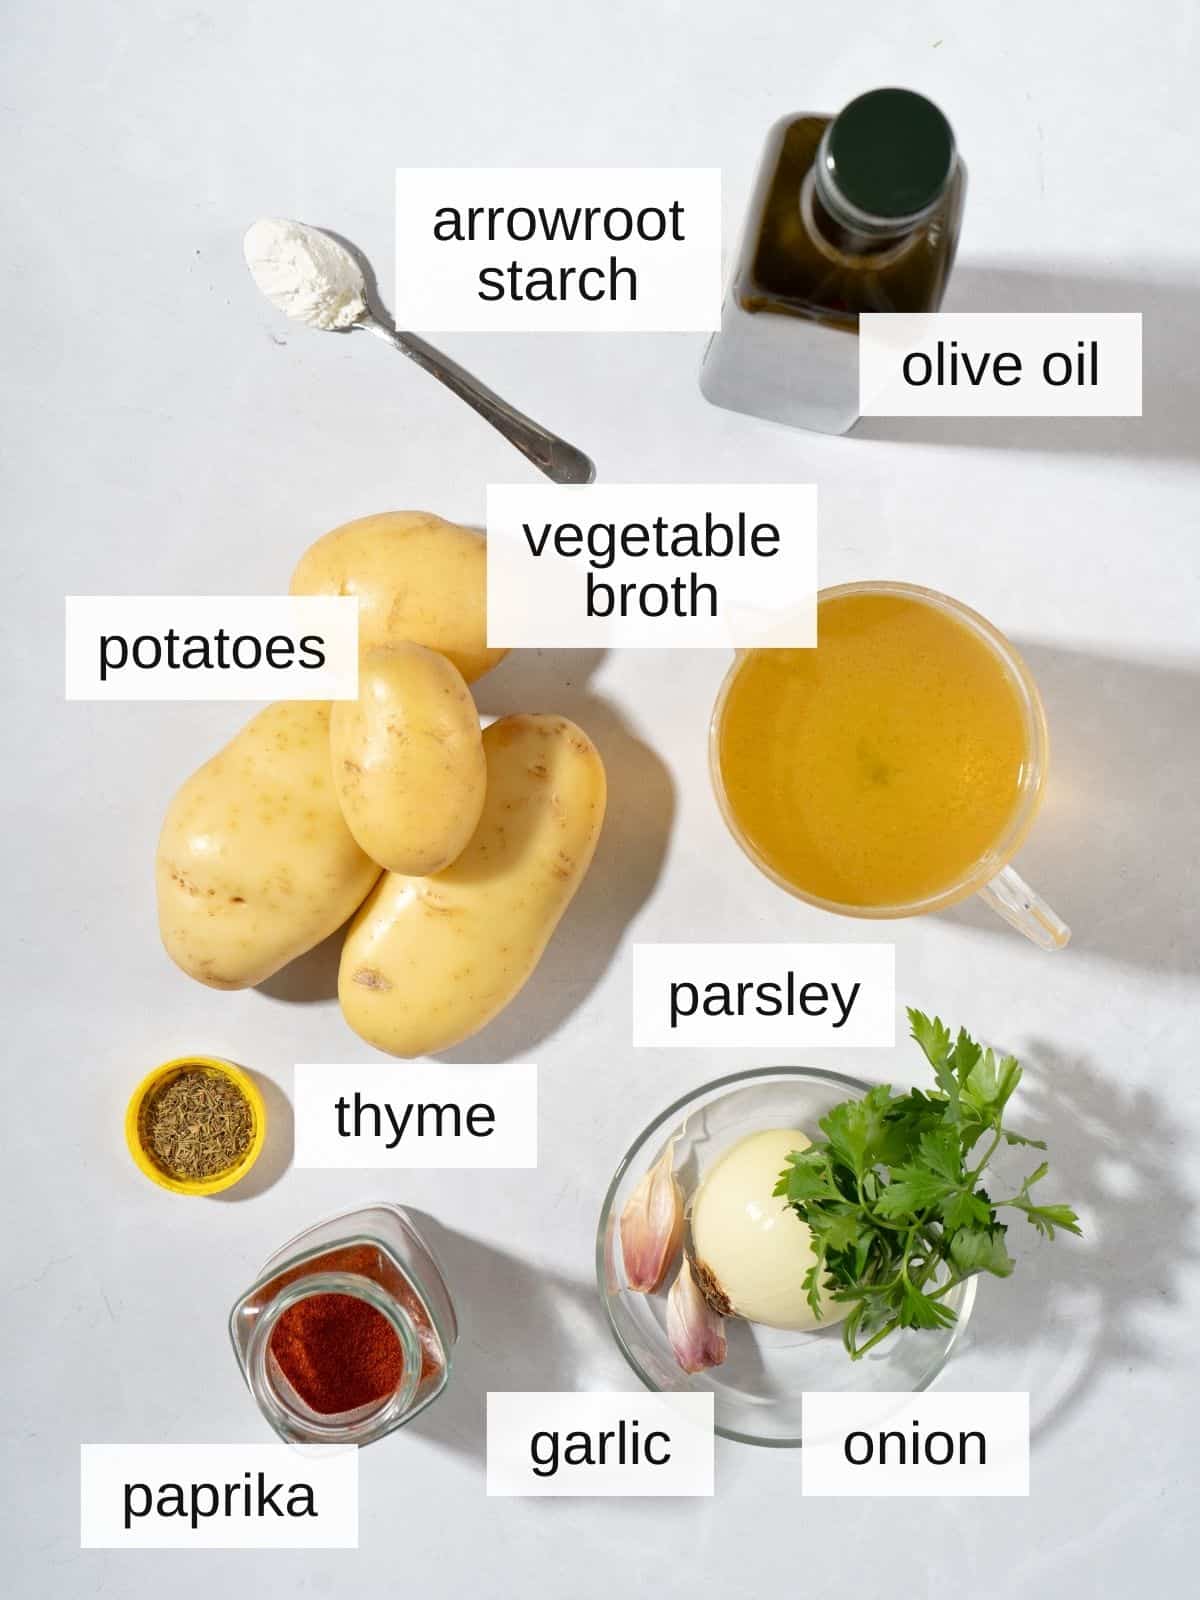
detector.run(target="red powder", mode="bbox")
[270,1292,406,1415]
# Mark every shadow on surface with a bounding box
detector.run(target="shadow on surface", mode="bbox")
[212,1068,293,1201]
[937,641,1200,974]
[404,1209,602,1464]
[257,926,345,1005]
[959,1040,1194,1444]
[854,263,1200,464]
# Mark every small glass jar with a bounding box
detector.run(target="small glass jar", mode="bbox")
[229,1204,457,1447]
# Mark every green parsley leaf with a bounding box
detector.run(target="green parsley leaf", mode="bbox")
[810,1208,865,1252]
[939,1188,994,1230]
[802,1248,827,1320]
[774,1147,840,1203]
[962,1047,1023,1124]
[908,1009,962,1117]
[950,1225,1015,1277]
[908,1008,952,1067]
[1006,1198,1083,1238]
[951,1027,983,1084]
[818,1083,894,1176]
[874,1162,956,1217]
[1000,1128,1047,1150]
[899,1280,958,1330]
[917,1127,965,1183]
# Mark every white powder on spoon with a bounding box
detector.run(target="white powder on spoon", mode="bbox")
[243,218,367,330]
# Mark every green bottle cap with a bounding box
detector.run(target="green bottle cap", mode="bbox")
[824,88,956,225]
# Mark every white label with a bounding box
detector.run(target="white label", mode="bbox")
[79,1445,358,1548]
[395,168,721,332]
[802,1392,1029,1497]
[486,483,816,649]
[633,943,895,1047]
[64,597,358,701]
[486,1393,714,1497]
[293,1062,537,1169]
[859,313,1142,416]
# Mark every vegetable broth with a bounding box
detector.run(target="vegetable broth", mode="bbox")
[716,591,1029,908]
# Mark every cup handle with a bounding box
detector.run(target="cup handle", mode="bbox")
[976,864,1071,950]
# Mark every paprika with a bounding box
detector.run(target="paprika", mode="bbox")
[270,1291,406,1414]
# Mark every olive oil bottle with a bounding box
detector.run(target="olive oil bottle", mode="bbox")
[700,88,965,435]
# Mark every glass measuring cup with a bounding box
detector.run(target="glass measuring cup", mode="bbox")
[709,581,1069,950]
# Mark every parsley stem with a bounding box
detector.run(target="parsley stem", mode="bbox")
[847,1269,964,1359]
[849,1316,901,1360]
[967,1127,1003,1185]
[927,1277,961,1301]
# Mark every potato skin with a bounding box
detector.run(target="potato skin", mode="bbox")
[331,643,485,875]
[156,702,380,989]
[289,510,507,683]
[339,713,606,1056]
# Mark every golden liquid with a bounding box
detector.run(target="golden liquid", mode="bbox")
[717,591,1030,908]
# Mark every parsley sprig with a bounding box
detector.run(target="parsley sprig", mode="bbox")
[773,1009,1082,1360]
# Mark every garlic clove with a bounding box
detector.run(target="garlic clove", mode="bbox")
[667,1257,728,1374]
[619,1139,684,1293]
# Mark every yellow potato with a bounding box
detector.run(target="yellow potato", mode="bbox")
[289,510,507,683]
[339,713,606,1056]
[156,702,380,989]
[331,643,486,875]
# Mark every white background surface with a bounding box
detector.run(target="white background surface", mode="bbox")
[3,0,1198,1594]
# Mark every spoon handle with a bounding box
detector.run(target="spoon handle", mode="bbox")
[365,319,595,484]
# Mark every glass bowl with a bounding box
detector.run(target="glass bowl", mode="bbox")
[596,1067,976,1447]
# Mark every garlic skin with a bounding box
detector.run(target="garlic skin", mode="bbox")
[667,1257,728,1374]
[619,1139,684,1293]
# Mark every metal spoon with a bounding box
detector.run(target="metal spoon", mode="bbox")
[352,313,595,484]
[244,218,594,484]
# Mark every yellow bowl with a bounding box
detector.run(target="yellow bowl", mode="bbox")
[125,1056,266,1196]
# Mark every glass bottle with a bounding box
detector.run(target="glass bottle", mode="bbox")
[229,1203,457,1447]
[700,88,966,435]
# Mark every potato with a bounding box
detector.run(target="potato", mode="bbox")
[289,510,507,683]
[156,702,380,989]
[339,713,606,1056]
[330,643,486,875]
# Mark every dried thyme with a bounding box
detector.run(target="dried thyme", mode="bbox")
[142,1068,253,1181]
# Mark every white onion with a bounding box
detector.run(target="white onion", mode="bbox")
[690,1128,849,1332]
